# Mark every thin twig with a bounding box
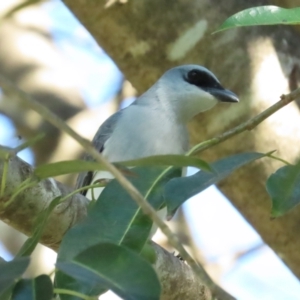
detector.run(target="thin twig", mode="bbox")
[190,89,300,155]
[0,75,233,299]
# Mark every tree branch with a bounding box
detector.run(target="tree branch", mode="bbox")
[189,88,300,155]
[0,150,211,300]
[0,151,89,251]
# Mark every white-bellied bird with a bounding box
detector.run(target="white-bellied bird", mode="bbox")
[76,64,238,235]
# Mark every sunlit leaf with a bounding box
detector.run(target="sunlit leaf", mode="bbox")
[34,160,107,179]
[34,154,211,179]
[56,243,160,300]
[216,6,300,33]
[120,155,213,172]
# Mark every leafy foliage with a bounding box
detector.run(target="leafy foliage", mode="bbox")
[266,161,300,217]
[56,243,161,300]
[165,152,267,216]
[55,166,180,299]
[0,257,30,299]
[216,5,300,32]
[34,154,212,179]
[12,275,53,300]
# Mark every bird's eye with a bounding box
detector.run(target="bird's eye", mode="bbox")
[186,69,221,89]
[187,70,201,83]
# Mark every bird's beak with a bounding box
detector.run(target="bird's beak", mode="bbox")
[208,88,239,103]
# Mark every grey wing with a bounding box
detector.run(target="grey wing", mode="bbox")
[76,110,123,195]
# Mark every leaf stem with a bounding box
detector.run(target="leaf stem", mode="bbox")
[267,154,292,166]
[3,178,37,208]
[59,182,108,204]
[54,288,97,300]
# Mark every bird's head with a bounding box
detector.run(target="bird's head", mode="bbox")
[156,64,239,122]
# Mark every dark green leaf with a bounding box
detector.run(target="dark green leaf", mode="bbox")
[58,167,175,258]
[0,257,30,298]
[165,152,266,215]
[34,160,107,179]
[216,6,300,33]
[56,243,160,300]
[120,155,212,172]
[266,162,300,217]
[12,275,53,300]
[56,166,180,299]
[17,197,61,257]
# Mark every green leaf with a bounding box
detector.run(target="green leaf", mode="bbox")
[12,275,53,300]
[216,6,300,33]
[266,162,300,217]
[165,152,266,215]
[58,167,176,258]
[56,243,161,300]
[0,257,30,299]
[34,160,107,179]
[34,154,211,179]
[56,166,180,299]
[120,155,213,172]
[17,197,62,257]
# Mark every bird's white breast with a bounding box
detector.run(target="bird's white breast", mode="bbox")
[102,105,189,162]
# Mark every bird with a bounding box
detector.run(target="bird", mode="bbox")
[76,64,238,235]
